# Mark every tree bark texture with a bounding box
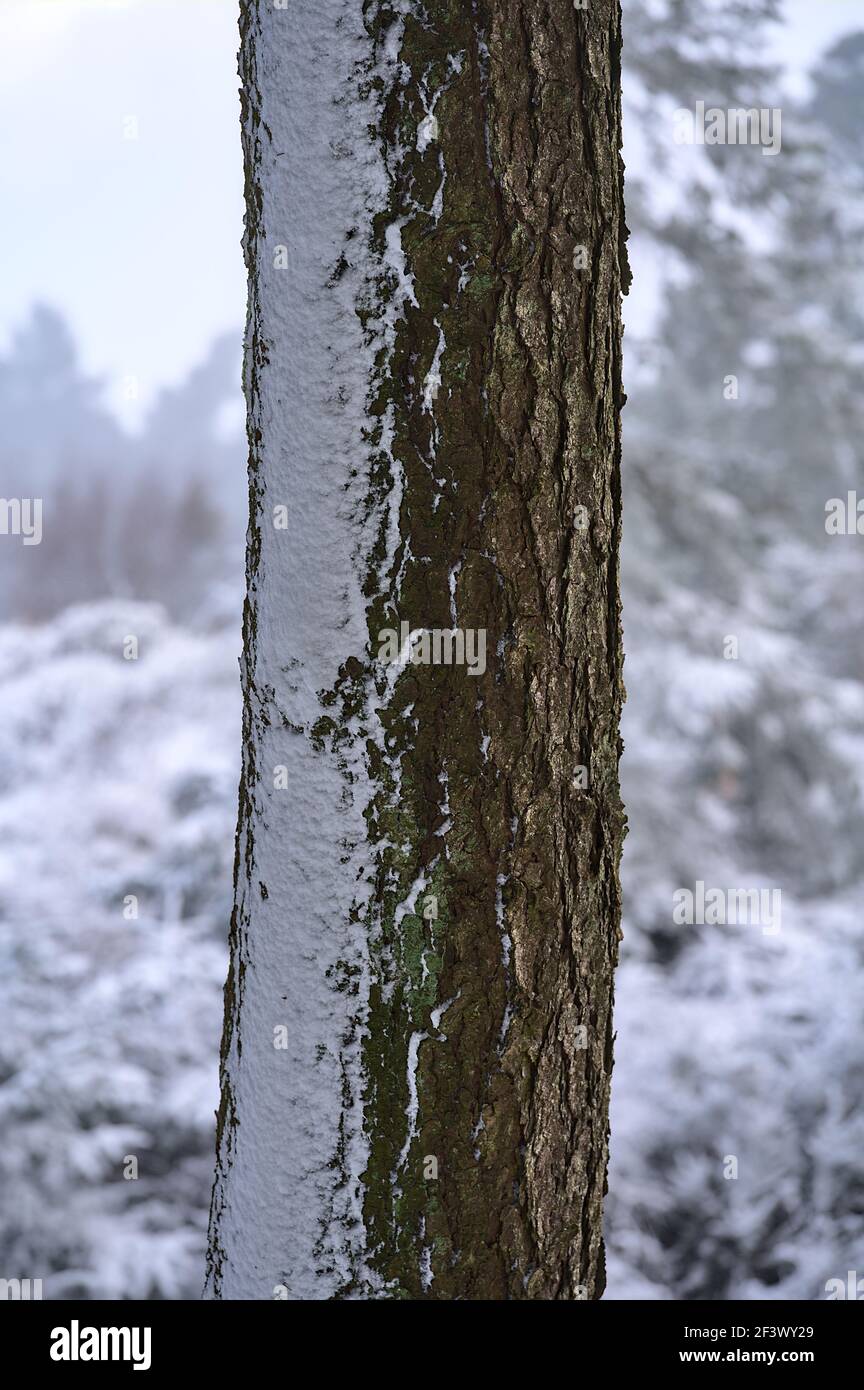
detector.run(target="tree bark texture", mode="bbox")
[206,0,628,1301]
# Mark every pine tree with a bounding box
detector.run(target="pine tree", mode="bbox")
[206,0,628,1300]
[606,0,864,1300]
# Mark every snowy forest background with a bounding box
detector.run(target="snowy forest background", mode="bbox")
[1,0,863,1299]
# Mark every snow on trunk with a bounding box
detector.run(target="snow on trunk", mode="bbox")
[204,0,388,1301]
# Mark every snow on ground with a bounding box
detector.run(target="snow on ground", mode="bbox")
[0,601,239,1298]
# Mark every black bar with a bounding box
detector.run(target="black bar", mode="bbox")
[4,1296,857,1375]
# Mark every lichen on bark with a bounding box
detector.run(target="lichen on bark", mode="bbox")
[350,0,628,1300]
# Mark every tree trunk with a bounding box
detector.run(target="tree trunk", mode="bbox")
[206,0,627,1301]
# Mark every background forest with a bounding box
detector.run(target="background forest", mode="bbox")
[0,0,862,1298]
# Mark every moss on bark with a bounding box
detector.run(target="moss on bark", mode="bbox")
[354,0,628,1299]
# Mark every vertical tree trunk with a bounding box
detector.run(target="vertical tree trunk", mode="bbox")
[206,0,627,1301]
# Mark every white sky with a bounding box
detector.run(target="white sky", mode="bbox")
[0,0,246,429]
[0,0,859,430]
[770,0,862,97]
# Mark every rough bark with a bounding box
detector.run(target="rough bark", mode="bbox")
[206,0,628,1301]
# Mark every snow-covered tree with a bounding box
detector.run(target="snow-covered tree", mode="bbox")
[206,0,628,1300]
[605,0,864,1300]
